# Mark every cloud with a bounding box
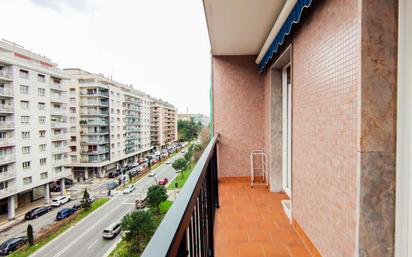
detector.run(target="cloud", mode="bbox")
[30,0,91,13]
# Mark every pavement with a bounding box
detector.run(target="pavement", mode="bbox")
[28,151,183,257]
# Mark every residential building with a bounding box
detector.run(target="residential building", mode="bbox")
[150,98,178,150]
[143,1,409,257]
[64,69,151,181]
[0,40,70,220]
[177,113,209,127]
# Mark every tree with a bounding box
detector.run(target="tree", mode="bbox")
[177,120,203,142]
[146,185,168,215]
[81,189,91,211]
[27,224,34,246]
[184,150,193,163]
[121,210,156,254]
[172,158,188,172]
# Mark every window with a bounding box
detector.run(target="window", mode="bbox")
[38,88,45,96]
[19,69,29,79]
[22,161,31,169]
[69,88,75,95]
[21,116,29,124]
[70,117,76,124]
[38,74,45,82]
[0,181,8,190]
[39,144,46,151]
[70,127,76,133]
[20,100,29,109]
[71,156,77,162]
[22,146,30,154]
[22,131,30,139]
[39,116,46,124]
[40,158,46,165]
[69,107,76,113]
[20,85,29,94]
[70,97,76,104]
[23,176,32,185]
[38,102,45,110]
[39,130,46,137]
[40,172,48,180]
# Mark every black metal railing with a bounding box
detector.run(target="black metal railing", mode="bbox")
[141,135,219,257]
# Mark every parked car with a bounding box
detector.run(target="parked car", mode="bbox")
[102,221,121,239]
[56,208,76,221]
[123,185,136,194]
[0,237,27,255]
[72,202,82,210]
[151,159,158,165]
[51,196,71,207]
[165,160,172,165]
[107,181,119,190]
[135,198,146,209]
[148,171,156,177]
[159,178,169,185]
[24,206,52,220]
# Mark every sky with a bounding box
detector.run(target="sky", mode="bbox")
[0,0,211,115]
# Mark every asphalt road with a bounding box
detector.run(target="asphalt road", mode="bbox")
[30,152,183,257]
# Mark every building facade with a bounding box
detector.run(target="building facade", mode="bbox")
[0,40,70,219]
[150,99,178,150]
[64,69,151,180]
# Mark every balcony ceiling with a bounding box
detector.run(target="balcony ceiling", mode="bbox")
[203,0,287,55]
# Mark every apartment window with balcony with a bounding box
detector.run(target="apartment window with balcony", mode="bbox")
[38,74,45,82]
[21,116,29,124]
[55,167,62,173]
[39,116,46,124]
[22,131,30,139]
[20,85,29,94]
[38,102,45,110]
[70,127,76,133]
[19,69,29,79]
[70,136,76,142]
[71,155,77,162]
[40,172,48,180]
[39,130,46,137]
[22,161,31,170]
[23,176,32,185]
[38,88,45,96]
[70,117,76,124]
[70,107,76,113]
[39,144,46,151]
[20,100,29,110]
[70,97,76,104]
[0,181,7,191]
[40,158,46,165]
[22,146,30,154]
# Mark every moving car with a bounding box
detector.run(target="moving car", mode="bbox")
[148,171,156,177]
[102,221,121,239]
[50,196,71,207]
[123,185,136,194]
[107,181,119,190]
[165,160,172,165]
[56,208,76,221]
[0,237,27,255]
[159,178,169,185]
[24,206,52,220]
[135,195,147,209]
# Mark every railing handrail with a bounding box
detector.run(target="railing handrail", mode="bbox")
[142,135,219,257]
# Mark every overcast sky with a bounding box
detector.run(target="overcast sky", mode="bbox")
[0,0,211,115]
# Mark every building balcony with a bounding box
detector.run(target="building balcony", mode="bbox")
[81,148,110,155]
[80,139,110,145]
[80,119,109,126]
[50,81,66,91]
[0,121,14,130]
[50,94,67,103]
[51,108,67,116]
[50,121,67,128]
[0,87,13,97]
[80,110,109,116]
[51,146,69,154]
[0,105,14,113]
[80,99,109,106]
[80,91,109,98]
[0,187,16,198]
[0,70,13,81]
[0,169,16,182]
[52,158,69,167]
[0,154,15,165]
[51,133,68,141]
[0,138,15,147]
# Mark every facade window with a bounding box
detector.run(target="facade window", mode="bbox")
[69,88,75,95]
[0,181,8,190]
[38,88,45,96]
[40,172,48,180]
[39,116,46,123]
[40,158,46,165]
[70,127,76,133]
[20,100,29,109]
[71,156,77,162]
[19,69,29,79]
[0,165,7,174]
[39,144,46,151]
[22,131,30,139]
[39,130,46,137]
[22,161,31,169]
[23,176,32,185]
[38,74,45,82]
[70,136,76,142]
[22,146,30,154]
[20,85,29,94]
[70,117,76,123]
[70,107,76,113]
[38,102,46,110]
[70,97,76,103]
[21,116,29,124]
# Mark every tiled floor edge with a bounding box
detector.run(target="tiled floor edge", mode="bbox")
[292,218,323,257]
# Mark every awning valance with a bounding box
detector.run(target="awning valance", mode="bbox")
[258,0,313,73]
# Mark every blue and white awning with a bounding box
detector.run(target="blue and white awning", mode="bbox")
[258,0,313,73]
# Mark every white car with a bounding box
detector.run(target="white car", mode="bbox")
[50,196,70,207]
[123,185,136,194]
[165,160,172,165]
[148,171,156,177]
[102,221,121,239]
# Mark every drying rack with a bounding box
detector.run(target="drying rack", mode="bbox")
[250,150,268,188]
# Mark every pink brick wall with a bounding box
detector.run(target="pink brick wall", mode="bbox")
[291,0,360,256]
[212,56,265,177]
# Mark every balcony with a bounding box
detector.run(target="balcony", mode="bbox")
[80,110,109,116]
[80,99,109,107]
[51,108,67,116]
[81,148,110,155]
[0,121,14,130]
[51,146,69,154]
[80,139,110,145]
[0,169,16,182]
[50,81,66,91]
[51,133,68,141]
[80,129,109,135]
[0,70,13,81]
[51,121,67,128]
[0,154,15,165]
[0,104,14,113]
[0,87,13,97]
[52,158,69,167]
[50,94,67,103]
[80,91,109,98]
[79,119,109,126]
[0,138,14,147]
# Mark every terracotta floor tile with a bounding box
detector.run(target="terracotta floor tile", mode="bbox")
[248,231,273,243]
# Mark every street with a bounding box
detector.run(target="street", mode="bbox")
[29,152,183,257]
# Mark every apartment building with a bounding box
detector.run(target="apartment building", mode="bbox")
[150,98,178,150]
[64,69,151,181]
[0,40,70,220]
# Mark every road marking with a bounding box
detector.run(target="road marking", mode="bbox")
[102,237,122,257]
[87,238,98,250]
